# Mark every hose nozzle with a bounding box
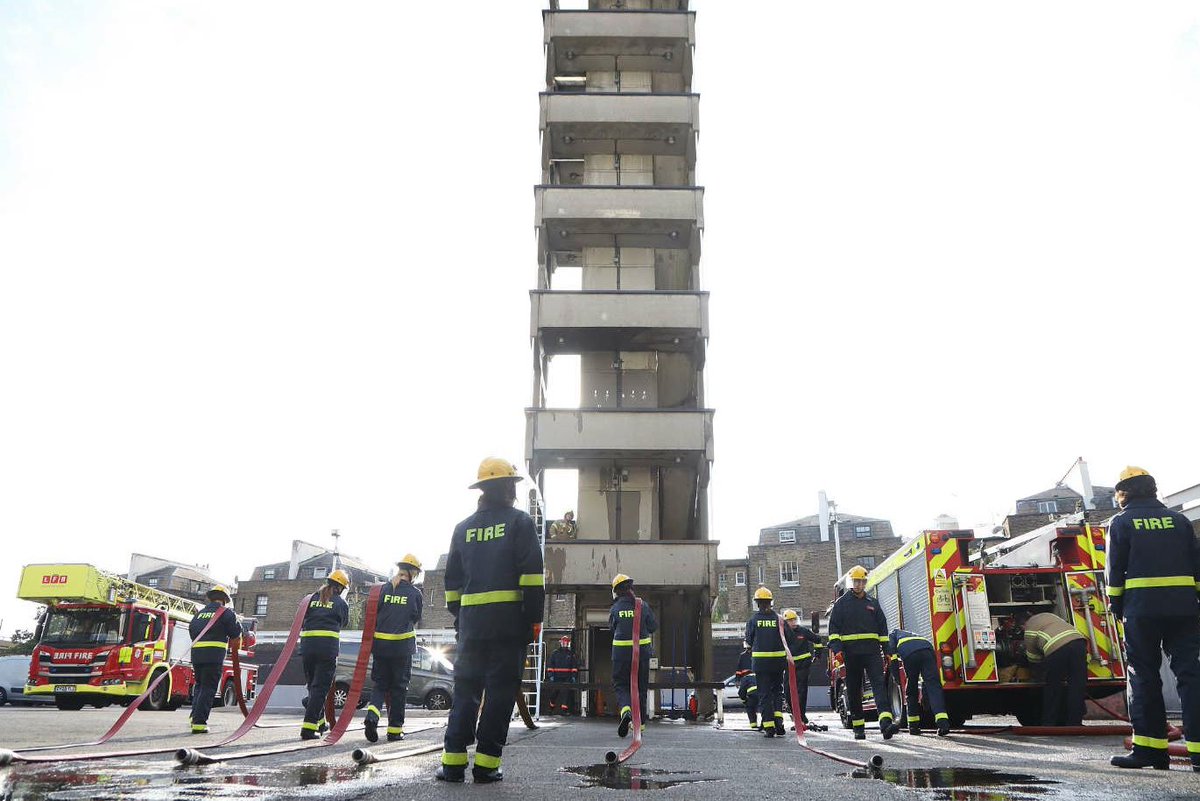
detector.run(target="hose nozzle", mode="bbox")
[604,750,618,764]
[0,749,16,767]
[352,748,377,766]
[867,754,884,769]
[175,748,210,766]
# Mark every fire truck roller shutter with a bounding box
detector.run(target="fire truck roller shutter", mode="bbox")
[899,558,934,641]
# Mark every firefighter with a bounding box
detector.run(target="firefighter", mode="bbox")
[1017,611,1087,727]
[1106,466,1200,771]
[299,569,350,740]
[735,644,760,729]
[364,554,423,744]
[188,584,242,734]
[782,609,828,732]
[437,458,544,784]
[887,628,949,736]
[828,565,899,740]
[545,635,578,714]
[745,587,787,737]
[611,574,657,737]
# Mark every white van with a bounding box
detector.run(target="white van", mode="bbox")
[0,655,51,706]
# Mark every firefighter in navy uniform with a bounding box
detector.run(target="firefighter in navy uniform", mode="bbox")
[364,554,423,744]
[437,458,544,784]
[299,568,350,741]
[888,628,949,736]
[735,645,760,729]
[188,584,242,734]
[545,636,578,714]
[611,574,657,737]
[1106,467,1200,771]
[829,565,899,740]
[745,587,787,738]
[782,609,827,732]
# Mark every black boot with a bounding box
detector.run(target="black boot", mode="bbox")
[1110,751,1169,770]
[882,719,900,740]
[435,766,465,783]
[388,732,405,742]
[853,726,866,740]
[937,720,950,737]
[363,717,378,743]
[473,767,504,784]
[618,710,632,738]
[747,715,758,730]
[909,724,922,735]
[300,728,320,741]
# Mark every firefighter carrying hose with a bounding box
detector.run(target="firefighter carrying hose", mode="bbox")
[745,587,787,737]
[364,554,423,744]
[437,458,544,784]
[299,568,350,741]
[188,584,242,734]
[735,644,760,729]
[1106,466,1200,772]
[887,628,949,736]
[611,573,657,737]
[782,608,827,732]
[828,565,899,740]
[545,635,578,714]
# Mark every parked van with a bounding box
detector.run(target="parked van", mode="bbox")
[0,655,52,706]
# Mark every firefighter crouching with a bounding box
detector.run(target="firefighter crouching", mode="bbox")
[545,635,578,714]
[1106,466,1200,772]
[782,609,827,732]
[611,573,657,737]
[1017,611,1087,727]
[735,644,760,729]
[299,568,350,740]
[829,565,899,740]
[888,628,949,736]
[437,458,544,784]
[365,554,423,744]
[188,584,242,734]
[745,587,787,738]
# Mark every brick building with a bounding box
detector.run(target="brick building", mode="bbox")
[718,512,902,623]
[422,552,577,631]
[1014,484,1116,516]
[234,540,388,630]
[128,554,231,604]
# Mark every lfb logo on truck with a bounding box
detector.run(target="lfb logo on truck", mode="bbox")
[41,575,70,584]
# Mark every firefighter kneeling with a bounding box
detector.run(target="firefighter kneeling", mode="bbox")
[829,565,899,740]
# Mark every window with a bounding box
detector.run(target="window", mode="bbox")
[255,595,268,616]
[1037,500,1058,514]
[779,561,799,586]
[735,571,746,587]
[777,529,796,544]
[555,593,567,602]
[861,556,877,569]
[854,525,872,539]
[145,577,159,587]
[757,566,764,585]
[718,573,728,591]
[263,568,276,580]
[312,567,328,579]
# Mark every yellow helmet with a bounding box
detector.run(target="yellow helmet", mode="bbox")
[611,573,633,590]
[327,568,351,588]
[207,584,231,603]
[782,608,798,621]
[1116,466,1152,490]
[848,565,869,580]
[753,587,773,601]
[470,457,519,489]
[397,554,422,572]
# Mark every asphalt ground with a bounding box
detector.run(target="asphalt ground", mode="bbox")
[1,705,1198,800]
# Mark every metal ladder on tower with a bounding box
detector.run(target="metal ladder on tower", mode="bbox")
[521,487,548,720]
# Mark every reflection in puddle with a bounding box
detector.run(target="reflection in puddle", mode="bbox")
[0,763,374,800]
[851,767,1058,801]
[562,764,724,791]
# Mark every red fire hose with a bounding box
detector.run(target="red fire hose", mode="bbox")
[1,592,316,765]
[1,606,236,759]
[605,596,644,765]
[175,584,382,765]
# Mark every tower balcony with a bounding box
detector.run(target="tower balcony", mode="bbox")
[531,289,708,360]
[534,185,703,264]
[543,539,718,592]
[544,10,695,85]
[525,407,714,474]
[540,92,699,166]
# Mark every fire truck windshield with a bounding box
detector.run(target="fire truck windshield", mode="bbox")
[41,608,124,646]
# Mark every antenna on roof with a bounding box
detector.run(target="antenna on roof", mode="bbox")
[331,529,341,570]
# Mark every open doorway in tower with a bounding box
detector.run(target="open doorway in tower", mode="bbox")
[588,623,614,716]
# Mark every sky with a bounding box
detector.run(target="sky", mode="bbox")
[2,1,1198,637]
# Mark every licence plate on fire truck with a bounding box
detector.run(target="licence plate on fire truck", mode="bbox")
[54,685,76,692]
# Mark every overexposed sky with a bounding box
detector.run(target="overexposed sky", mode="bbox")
[2,1,1198,636]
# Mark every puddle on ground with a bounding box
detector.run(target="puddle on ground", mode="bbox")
[0,764,373,800]
[562,764,724,791]
[850,767,1058,801]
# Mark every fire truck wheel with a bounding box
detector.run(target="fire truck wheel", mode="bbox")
[835,681,854,729]
[139,670,171,711]
[221,681,237,708]
[0,687,7,706]
[55,695,86,711]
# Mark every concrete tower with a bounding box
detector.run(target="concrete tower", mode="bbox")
[527,0,716,715]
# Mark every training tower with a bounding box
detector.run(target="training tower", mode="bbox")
[527,0,717,715]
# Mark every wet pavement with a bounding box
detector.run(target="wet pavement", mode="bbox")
[2,706,1199,800]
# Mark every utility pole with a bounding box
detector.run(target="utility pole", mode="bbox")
[330,529,341,570]
[819,491,844,579]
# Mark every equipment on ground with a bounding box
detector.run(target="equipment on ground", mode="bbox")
[17,563,257,713]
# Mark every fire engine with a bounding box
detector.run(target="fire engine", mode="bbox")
[18,564,257,712]
[827,517,1126,727]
